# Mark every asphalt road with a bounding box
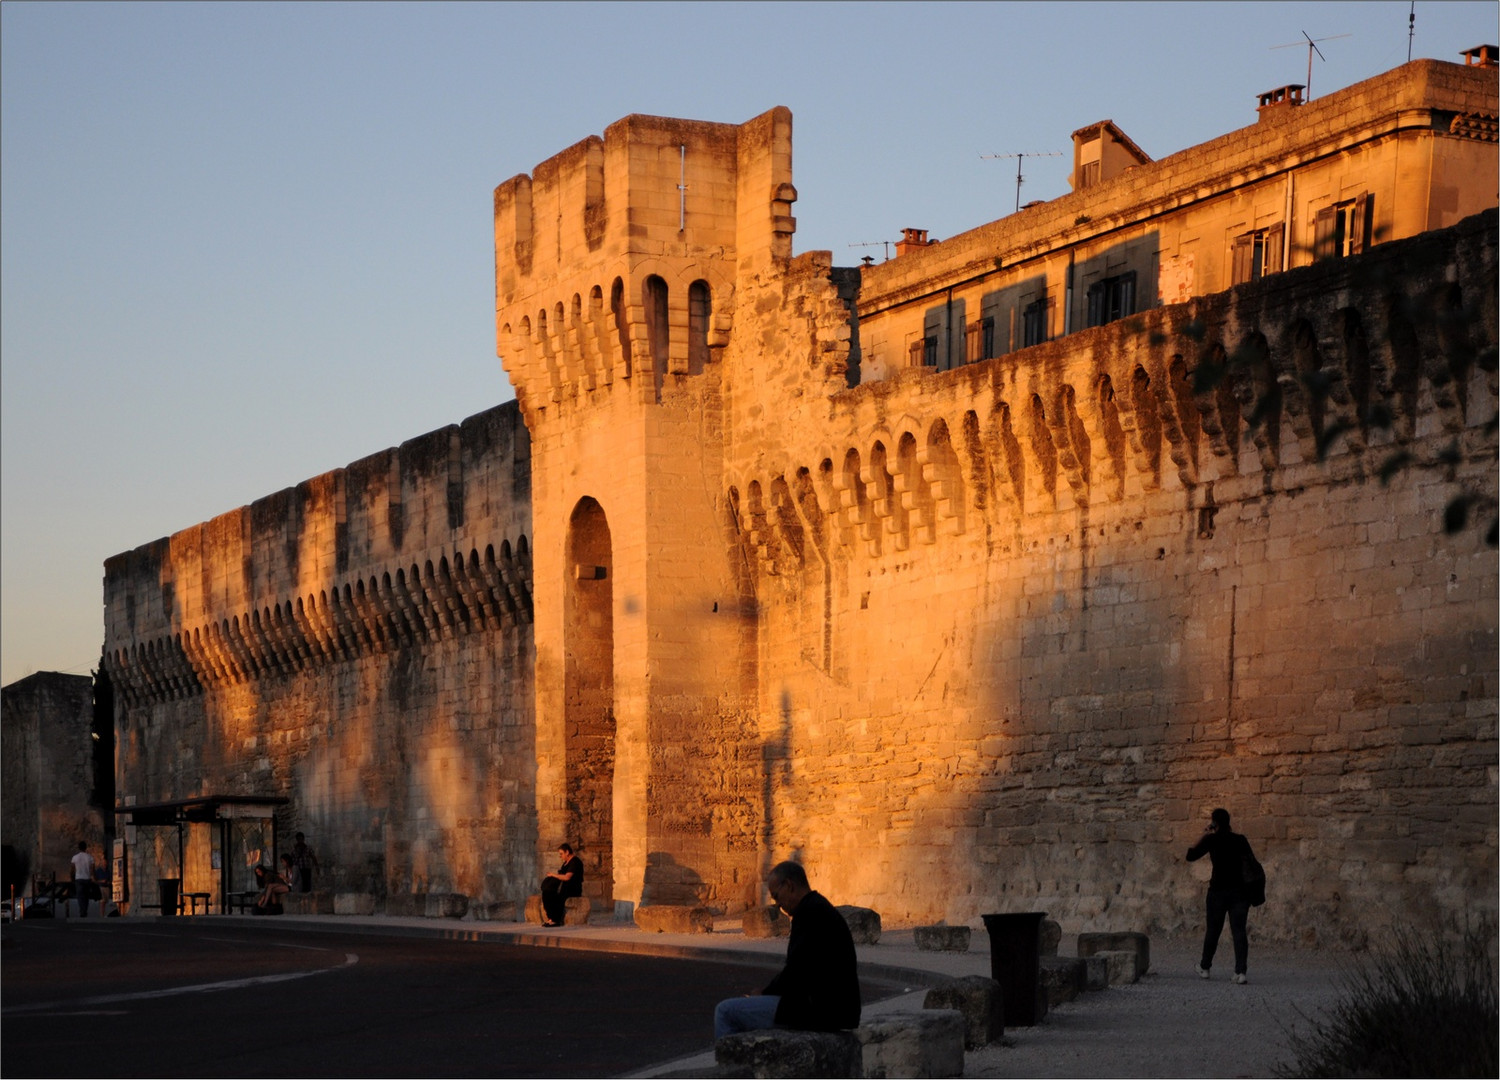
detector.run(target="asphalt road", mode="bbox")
[1,918,845,1078]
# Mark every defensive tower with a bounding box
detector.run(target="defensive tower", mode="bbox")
[494,108,796,913]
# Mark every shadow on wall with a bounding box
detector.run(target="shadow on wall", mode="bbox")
[641,850,705,906]
[760,688,794,884]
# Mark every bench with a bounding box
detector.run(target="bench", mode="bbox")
[181,892,211,915]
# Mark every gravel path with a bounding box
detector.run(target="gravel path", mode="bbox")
[960,937,1348,1078]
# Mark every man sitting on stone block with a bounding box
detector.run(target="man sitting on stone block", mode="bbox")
[540,843,583,927]
[713,861,861,1038]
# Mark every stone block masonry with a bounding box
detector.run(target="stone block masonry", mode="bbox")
[104,57,1497,944]
[105,403,536,907]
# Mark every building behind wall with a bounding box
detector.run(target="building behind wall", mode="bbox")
[2,671,108,896]
[104,53,1498,942]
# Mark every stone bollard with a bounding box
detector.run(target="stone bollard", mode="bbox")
[284,890,334,915]
[1040,918,1063,956]
[914,925,971,952]
[1097,949,1139,985]
[857,1010,966,1078]
[562,896,591,925]
[635,904,714,933]
[469,901,521,922]
[333,892,376,916]
[1077,931,1150,979]
[526,894,593,925]
[923,974,1004,1048]
[425,892,468,919]
[836,905,882,945]
[384,893,425,917]
[715,1029,861,1078]
[1038,956,1086,1005]
[742,904,790,938]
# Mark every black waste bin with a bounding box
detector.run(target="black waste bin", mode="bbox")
[158,878,180,917]
[981,911,1048,1026]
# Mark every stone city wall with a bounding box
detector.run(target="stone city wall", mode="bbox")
[721,211,1498,945]
[1,672,102,888]
[104,402,536,903]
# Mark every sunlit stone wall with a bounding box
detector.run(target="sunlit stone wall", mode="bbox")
[104,403,535,903]
[721,213,1498,945]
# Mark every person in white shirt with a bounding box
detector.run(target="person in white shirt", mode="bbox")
[70,841,96,917]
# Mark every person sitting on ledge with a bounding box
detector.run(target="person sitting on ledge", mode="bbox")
[713,860,861,1039]
[540,843,583,927]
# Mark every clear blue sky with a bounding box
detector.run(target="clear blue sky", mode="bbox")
[2,1,1493,685]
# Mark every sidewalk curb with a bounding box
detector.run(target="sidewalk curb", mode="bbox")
[207,914,950,990]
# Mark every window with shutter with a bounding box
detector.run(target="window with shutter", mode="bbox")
[1313,197,1369,261]
[1088,273,1136,327]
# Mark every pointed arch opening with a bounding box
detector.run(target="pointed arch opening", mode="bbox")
[565,496,615,912]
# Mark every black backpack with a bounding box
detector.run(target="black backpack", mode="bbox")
[1241,843,1267,907]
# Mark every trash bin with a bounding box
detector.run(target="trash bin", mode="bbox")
[981,911,1048,1026]
[158,878,180,917]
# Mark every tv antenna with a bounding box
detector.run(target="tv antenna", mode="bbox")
[1271,31,1351,100]
[850,239,892,262]
[980,151,1062,213]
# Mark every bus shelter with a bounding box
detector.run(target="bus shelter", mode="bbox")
[114,795,288,915]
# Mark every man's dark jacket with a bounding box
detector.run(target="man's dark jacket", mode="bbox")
[762,890,861,1030]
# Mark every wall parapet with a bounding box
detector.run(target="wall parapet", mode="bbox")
[728,210,1499,571]
[102,402,532,707]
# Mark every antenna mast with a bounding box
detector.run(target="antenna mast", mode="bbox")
[1271,31,1351,99]
[1407,1,1415,62]
[849,240,892,262]
[980,151,1063,213]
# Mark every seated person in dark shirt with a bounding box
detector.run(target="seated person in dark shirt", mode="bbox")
[540,843,583,927]
[713,860,861,1038]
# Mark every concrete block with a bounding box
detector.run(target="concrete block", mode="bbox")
[1082,954,1110,990]
[333,892,376,916]
[923,974,1003,1048]
[1099,949,1139,985]
[742,904,790,938]
[715,1029,861,1078]
[524,894,545,924]
[283,890,334,915]
[425,892,468,919]
[1039,955,1085,1005]
[836,905,882,944]
[635,904,713,933]
[914,925,971,952]
[1077,931,1150,977]
[857,1009,966,1078]
[1040,918,1062,955]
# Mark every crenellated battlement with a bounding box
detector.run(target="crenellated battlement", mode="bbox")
[727,211,1498,575]
[494,108,794,415]
[103,402,533,706]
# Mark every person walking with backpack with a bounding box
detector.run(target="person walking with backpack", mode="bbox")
[1186,807,1263,984]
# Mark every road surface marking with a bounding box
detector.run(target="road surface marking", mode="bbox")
[3,952,358,1015]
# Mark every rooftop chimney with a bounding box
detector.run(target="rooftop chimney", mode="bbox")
[1461,44,1498,68]
[1257,84,1305,120]
[895,228,931,257]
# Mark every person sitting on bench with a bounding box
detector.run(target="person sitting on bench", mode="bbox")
[254,864,289,912]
